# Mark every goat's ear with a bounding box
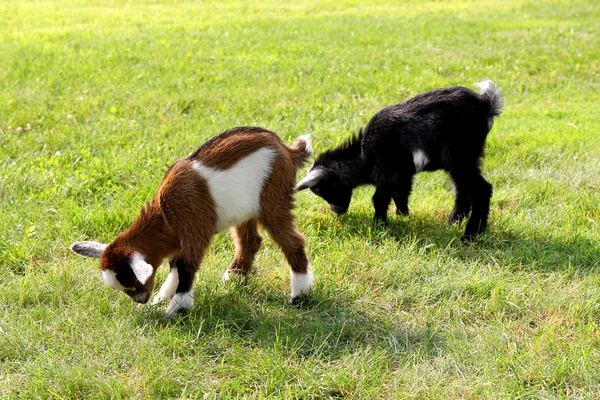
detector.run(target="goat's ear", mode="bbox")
[296,169,325,191]
[130,253,153,285]
[70,241,107,258]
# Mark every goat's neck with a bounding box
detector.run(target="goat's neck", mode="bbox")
[335,157,371,188]
[324,132,371,188]
[121,202,180,267]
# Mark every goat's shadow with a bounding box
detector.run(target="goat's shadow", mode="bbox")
[135,279,445,363]
[318,210,600,275]
[132,210,597,365]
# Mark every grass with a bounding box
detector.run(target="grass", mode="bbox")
[1,0,599,398]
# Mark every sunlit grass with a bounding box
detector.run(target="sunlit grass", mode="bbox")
[1,0,599,398]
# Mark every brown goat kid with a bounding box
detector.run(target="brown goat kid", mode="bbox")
[71,127,313,316]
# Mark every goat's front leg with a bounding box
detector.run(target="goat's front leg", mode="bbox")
[151,259,179,305]
[372,185,395,223]
[165,238,210,317]
[223,219,262,281]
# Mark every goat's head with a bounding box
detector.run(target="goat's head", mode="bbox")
[70,240,156,304]
[296,165,352,215]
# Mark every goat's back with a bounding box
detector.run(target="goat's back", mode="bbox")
[362,86,497,171]
[157,127,302,234]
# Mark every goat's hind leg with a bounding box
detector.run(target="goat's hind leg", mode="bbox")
[260,212,312,305]
[447,175,472,224]
[223,218,262,281]
[392,176,414,216]
[452,168,492,241]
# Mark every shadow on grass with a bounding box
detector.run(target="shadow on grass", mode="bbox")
[130,210,597,364]
[318,210,600,274]
[136,280,445,363]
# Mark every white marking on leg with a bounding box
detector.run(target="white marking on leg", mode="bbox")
[412,150,429,172]
[102,269,126,291]
[222,269,231,282]
[221,268,246,282]
[165,290,194,317]
[290,266,313,298]
[193,147,277,232]
[151,268,179,305]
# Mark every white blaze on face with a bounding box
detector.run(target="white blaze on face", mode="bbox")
[102,269,126,292]
[193,147,277,232]
[412,150,429,172]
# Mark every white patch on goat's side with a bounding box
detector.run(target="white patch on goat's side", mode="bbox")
[102,269,126,291]
[165,290,194,317]
[130,251,153,285]
[193,147,277,232]
[151,268,179,305]
[290,266,313,298]
[412,150,429,172]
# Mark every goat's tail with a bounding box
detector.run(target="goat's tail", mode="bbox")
[288,134,313,169]
[475,80,503,117]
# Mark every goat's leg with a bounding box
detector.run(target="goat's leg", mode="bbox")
[165,236,211,317]
[447,176,472,224]
[260,212,312,305]
[223,219,262,281]
[459,171,493,241]
[151,259,179,305]
[392,176,414,216]
[372,185,395,222]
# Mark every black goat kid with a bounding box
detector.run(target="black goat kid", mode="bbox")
[297,81,503,241]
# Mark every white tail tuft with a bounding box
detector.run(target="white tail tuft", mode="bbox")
[475,80,503,117]
[298,134,313,156]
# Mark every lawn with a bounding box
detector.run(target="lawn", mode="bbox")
[1,0,599,398]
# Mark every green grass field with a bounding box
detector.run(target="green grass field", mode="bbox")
[1,0,599,398]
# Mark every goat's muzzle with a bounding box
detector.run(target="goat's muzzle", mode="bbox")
[127,290,151,304]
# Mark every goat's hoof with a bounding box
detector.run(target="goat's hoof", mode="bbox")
[374,217,388,226]
[222,269,247,283]
[460,234,476,244]
[448,213,468,224]
[290,295,308,306]
[396,209,409,216]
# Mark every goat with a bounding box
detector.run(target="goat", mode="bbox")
[297,81,503,241]
[71,126,313,316]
